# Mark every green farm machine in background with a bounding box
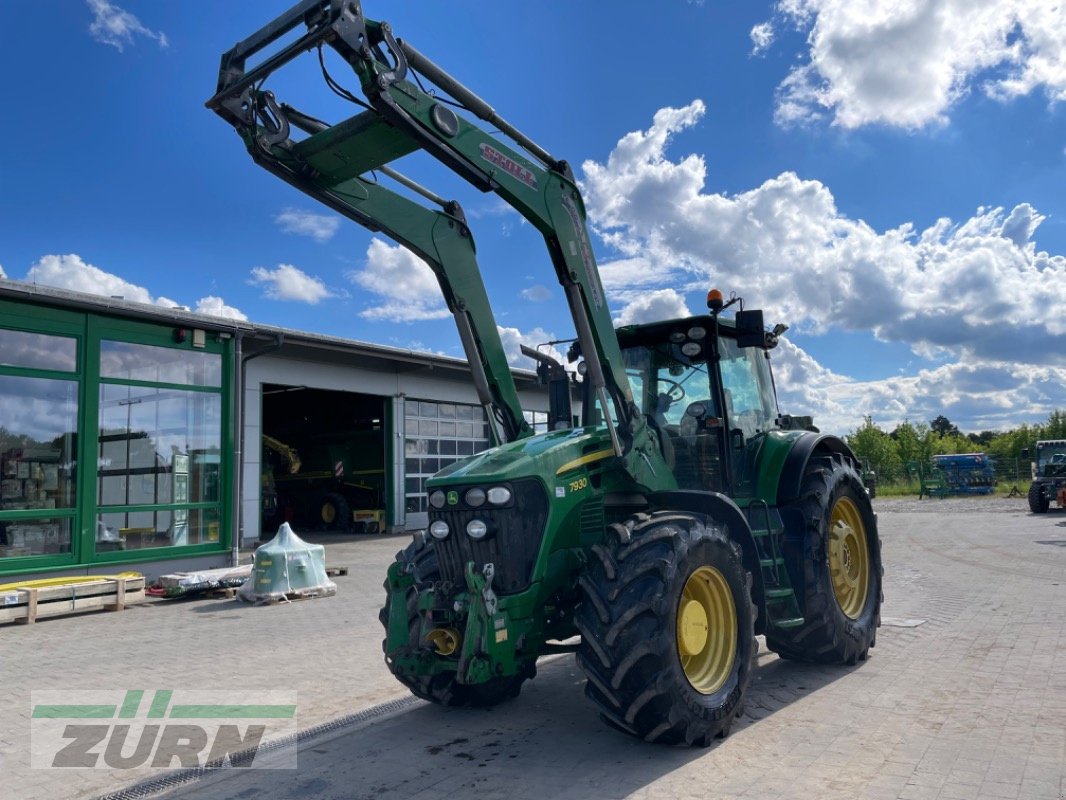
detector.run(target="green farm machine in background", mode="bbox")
[261,431,386,534]
[209,0,883,745]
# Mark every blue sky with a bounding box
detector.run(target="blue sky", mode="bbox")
[2,0,1065,435]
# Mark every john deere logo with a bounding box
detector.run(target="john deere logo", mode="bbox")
[446,491,459,506]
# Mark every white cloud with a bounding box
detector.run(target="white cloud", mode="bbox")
[348,239,450,322]
[750,22,775,56]
[766,0,1066,129]
[273,208,341,243]
[87,0,168,52]
[192,295,247,321]
[773,338,1066,435]
[598,256,682,294]
[467,198,520,220]
[520,284,552,302]
[26,253,154,303]
[250,264,330,304]
[20,253,246,321]
[581,100,1066,430]
[496,325,567,368]
[614,289,692,326]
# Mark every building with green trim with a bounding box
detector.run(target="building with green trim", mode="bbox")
[0,280,547,581]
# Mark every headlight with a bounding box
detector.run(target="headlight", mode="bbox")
[486,486,512,505]
[464,487,486,507]
[429,520,450,540]
[466,519,488,540]
[428,490,446,509]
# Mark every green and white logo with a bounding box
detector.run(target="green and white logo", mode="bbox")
[447,490,459,506]
[31,689,297,770]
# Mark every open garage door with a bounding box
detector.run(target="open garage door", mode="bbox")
[261,385,387,535]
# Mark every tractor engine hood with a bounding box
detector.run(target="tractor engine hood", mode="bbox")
[428,426,614,487]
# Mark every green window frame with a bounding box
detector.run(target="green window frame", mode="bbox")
[0,302,86,571]
[87,316,233,566]
[0,299,234,576]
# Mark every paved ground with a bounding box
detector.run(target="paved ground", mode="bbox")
[2,495,1064,800]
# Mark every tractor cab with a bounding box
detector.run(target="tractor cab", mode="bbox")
[602,292,793,497]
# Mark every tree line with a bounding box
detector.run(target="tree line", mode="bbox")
[845,410,1066,484]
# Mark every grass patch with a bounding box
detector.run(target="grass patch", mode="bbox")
[872,480,1030,498]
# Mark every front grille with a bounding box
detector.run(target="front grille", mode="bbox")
[431,478,548,594]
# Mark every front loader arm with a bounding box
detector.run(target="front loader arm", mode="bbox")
[209,83,529,443]
[207,0,668,486]
[270,148,530,445]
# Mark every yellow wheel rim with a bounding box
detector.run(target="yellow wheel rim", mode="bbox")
[677,566,737,695]
[321,503,336,524]
[829,496,870,619]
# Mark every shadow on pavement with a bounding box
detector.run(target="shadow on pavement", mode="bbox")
[146,645,861,800]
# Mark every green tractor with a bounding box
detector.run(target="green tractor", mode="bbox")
[208,0,883,745]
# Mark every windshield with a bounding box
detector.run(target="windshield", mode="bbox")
[1036,443,1066,468]
[623,341,713,424]
[717,336,778,439]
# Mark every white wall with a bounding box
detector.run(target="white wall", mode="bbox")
[239,352,548,543]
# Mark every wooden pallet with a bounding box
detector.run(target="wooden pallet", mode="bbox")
[250,585,338,606]
[0,576,145,625]
[207,587,238,599]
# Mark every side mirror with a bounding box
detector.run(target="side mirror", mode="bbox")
[1020,448,1029,460]
[735,309,765,348]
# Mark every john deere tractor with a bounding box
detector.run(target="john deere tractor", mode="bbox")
[209,0,883,745]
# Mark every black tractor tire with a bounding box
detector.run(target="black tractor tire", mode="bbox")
[378,538,533,708]
[319,492,350,531]
[575,512,756,746]
[1028,482,1049,513]
[767,455,883,665]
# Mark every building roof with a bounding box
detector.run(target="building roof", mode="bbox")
[0,278,538,382]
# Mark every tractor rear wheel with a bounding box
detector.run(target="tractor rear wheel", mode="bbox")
[767,455,882,665]
[575,512,755,746]
[378,538,533,707]
[1028,482,1049,513]
[319,492,350,531]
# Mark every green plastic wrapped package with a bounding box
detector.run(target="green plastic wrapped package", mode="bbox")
[237,522,336,604]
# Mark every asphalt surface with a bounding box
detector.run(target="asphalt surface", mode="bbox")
[3,495,1064,800]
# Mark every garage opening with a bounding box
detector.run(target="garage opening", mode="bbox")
[260,385,387,536]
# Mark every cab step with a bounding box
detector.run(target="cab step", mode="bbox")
[764,587,796,600]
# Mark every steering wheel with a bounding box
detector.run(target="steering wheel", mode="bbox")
[658,379,686,403]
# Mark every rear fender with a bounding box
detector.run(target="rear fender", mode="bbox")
[775,433,860,506]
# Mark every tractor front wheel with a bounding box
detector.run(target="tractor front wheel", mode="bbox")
[378,538,533,708]
[575,512,755,745]
[1028,482,1049,513]
[768,455,882,665]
